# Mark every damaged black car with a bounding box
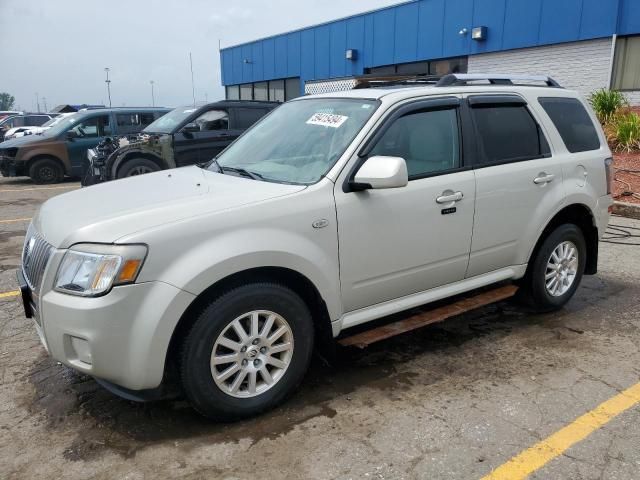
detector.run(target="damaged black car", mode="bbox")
[82,100,278,185]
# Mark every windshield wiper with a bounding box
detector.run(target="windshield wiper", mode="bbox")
[220,166,263,181]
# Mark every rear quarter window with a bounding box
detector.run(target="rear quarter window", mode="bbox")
[538,97,600,153]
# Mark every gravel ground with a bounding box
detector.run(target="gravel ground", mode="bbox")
[1,176,640,480]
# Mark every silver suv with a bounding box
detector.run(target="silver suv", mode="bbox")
[18,74,613,419]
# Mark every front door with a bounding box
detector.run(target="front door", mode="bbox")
[335,100,476,313]
[66,113,112,177]
[173,109,234,167]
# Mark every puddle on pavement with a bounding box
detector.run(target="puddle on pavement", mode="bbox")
[24,275,625,462]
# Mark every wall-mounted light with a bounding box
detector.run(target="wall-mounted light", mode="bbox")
[472,26,488,41]
[243,58,252,64]
[458,28,468,36]
[345,49,358,61]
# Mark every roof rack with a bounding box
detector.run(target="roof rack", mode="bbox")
[353,74,443,89]
[435,74,562,88]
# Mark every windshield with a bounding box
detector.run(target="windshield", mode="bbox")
[143,106,197,134]
[43,112,88,136]
[41,115,69,128]
[212,98,378,184]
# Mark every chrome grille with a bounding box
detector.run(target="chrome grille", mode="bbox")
[21,224,54,295]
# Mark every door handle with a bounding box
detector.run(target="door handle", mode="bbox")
[533,173,555,185]
[436,191,464,204]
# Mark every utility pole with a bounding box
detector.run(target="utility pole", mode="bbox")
[43,97,48,112]
[189,52,196,108]
[150,80,155,107]
[104,67,112,108]
[35,92,40,112]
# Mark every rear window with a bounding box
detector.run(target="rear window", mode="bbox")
[470,103,550,164]
[538,97,600,153]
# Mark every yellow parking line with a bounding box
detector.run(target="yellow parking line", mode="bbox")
[0,290,20,299]
[480,381,640,480]
[0,218,31,224]
[0,185,78,193]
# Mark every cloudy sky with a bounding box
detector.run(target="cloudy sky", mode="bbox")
[1,0,400,111]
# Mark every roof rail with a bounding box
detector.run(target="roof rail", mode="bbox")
[436,74,562,88]
[354,74,443,89]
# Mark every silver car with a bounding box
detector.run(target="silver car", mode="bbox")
[18,74,613,419]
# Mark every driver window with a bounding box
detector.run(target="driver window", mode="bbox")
[194,110,229,131]
[370,108,460,178]
[70,115,110,138]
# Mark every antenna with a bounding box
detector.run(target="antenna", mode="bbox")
[189,52,196,108]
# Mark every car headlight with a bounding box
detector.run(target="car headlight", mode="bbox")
[54,244,148,297]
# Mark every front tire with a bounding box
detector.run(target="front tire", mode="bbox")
[519,224,586,312]
[180,283,314,421]
[117,158,161,178]
[29,157,64,184]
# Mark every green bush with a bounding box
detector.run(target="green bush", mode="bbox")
[607,112,640,152]
[589,89,627,123]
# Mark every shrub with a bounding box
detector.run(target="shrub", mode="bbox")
[607,112,640,152]
[589,89,627,123]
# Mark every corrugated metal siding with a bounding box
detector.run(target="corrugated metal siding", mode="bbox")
[220,0,640,88]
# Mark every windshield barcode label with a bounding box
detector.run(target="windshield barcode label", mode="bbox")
[306,113,349,128]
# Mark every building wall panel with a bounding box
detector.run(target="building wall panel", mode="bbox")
[416,0,445,60]
[372,8,396,67]
[470,0,506,54]
[286,32,301,78]
[393,3,420,64]
[539,0,582,45]
[502,0,542,50]
[330,21,347,78]
[262,38,275,81]
[346,16,366,75]
[443,0,473,56]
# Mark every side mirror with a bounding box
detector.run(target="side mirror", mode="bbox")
[182,122,199,134]
[66,130,78,140]
[352,156,408,190]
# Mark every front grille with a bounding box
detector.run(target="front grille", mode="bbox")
[22,224,54,295]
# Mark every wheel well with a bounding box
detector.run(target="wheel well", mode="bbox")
[529,204,599,276]
[27,155,65,175]
[117,152,165,176]
[164,267,333,381]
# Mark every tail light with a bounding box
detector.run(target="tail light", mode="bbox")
[604,157,613,195]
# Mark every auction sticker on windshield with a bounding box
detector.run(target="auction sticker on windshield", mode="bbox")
[306,112,349,128]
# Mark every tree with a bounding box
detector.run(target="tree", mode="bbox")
[0,93,15,111]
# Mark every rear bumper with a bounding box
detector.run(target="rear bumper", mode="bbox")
[595,194,613,239]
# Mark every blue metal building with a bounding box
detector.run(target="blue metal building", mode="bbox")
[220,0,640,103]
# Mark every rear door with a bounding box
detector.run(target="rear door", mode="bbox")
[465,94,565,277]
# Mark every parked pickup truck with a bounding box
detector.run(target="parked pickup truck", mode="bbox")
[0,107,169,183]
[82,101,278,185]
[19,74,612,420]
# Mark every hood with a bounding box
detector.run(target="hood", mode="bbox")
[0,133,50,149]
[34,166,305,248]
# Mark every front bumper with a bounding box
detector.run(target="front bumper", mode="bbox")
[0,155,23,177]
[37,279,195,391]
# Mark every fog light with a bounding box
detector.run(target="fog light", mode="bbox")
[70,336,92,365]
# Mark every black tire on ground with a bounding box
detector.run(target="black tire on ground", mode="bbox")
[28,157,64,184]
[116,158,161,178]
[518,224,586,312]
[180,283,314,421]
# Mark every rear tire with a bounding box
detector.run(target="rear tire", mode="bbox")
[117,158,161,178]
[180,283,314,421]
[29,157,64,184]
[519,224,586,312]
